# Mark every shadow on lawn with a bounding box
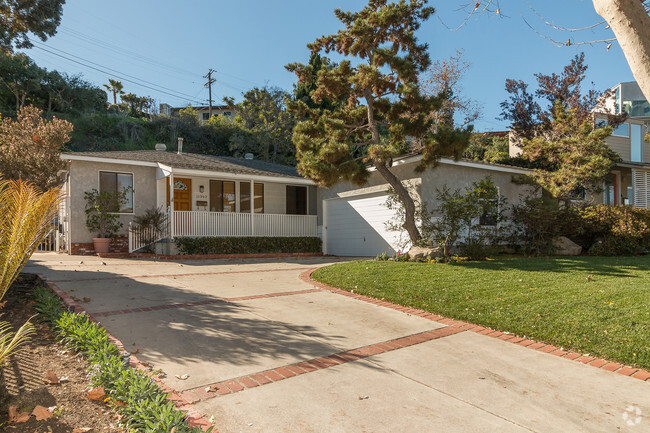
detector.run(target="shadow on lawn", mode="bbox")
[458,255,650,278]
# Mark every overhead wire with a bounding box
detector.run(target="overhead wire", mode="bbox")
[29,43,206,105]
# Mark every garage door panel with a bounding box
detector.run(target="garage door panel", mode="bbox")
[324,194,408,257]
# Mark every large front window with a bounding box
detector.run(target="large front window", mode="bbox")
[240,182,264,213]
[210,180,236,212]
[99,171,133,213]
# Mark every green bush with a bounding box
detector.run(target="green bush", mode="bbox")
[509,197,578,255]
[175,236,322,255]
[34,289,212,433]
[576,205,650,255]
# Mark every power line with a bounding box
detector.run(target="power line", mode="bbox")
[30,42,205,104]
[28,45,200,103]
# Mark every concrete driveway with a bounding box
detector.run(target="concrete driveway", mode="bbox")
[27,253,649,433]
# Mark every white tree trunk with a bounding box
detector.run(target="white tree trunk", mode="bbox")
[593,0,650,103]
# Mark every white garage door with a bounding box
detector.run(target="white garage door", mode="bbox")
[324,193,408,257]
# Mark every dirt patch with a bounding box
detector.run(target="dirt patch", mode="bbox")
[0,274,126,432]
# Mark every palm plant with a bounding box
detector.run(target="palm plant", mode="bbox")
[0,180,61,368]
[103,78,124,105]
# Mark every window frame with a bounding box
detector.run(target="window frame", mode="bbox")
[286,185,308,215]
[209,179,236,213]
[240,182,264,214]
[98,170,134,214]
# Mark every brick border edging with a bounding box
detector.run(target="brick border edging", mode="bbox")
[181,326,465,404]
[96,252,324,260]
[37,274,216,432]
[301,269,650,383]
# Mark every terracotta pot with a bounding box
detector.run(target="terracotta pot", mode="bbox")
[92,237,111,254]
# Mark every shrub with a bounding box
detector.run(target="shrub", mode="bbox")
[175,236,322,255]
[509,197,578,255]
[34,290,213,432]
[577,205,650,255]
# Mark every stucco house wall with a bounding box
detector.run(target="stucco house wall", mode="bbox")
[67,160,157,244]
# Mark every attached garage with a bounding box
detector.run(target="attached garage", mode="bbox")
[323,193,407,257]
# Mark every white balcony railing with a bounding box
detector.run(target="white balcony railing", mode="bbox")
[172,211,317,238]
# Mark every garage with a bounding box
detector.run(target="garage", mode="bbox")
[323,193,408,257]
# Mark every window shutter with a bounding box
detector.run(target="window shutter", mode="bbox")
[633,169,650,208]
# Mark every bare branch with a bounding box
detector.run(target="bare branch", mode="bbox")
[522,17,616,48]
[528,3,606,32]
[438,0,506,32]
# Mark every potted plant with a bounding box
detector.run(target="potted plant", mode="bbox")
[84,188,130,254]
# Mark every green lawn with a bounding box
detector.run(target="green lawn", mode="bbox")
[313,256,650,370]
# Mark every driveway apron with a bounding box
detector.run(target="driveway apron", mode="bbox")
[27,253,649,433]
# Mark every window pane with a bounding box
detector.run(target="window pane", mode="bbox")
[117,174,133,213]
[210,180,223,212]
[286,186,307,215]
[254,183,264,213]
[223,181,235,212]
[631,124,643,162]
[99,172,117,195]
[240,182,250,213]
[613,123,629,137]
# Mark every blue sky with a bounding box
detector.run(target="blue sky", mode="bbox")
[24,0,635,131]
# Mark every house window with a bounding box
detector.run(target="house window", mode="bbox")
[478,199,498,226]
[613,122,629,137]
[209,180,236,212]
[631,123,643,162]
[240,182,264,213]
[99,171,133,213]
[202,112,210,121]
[604,174,617,206]
[286,185,307,215]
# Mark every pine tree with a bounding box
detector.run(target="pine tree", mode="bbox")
[287,0,471,244]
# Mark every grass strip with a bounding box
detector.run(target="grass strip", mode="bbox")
[313,256,650,370]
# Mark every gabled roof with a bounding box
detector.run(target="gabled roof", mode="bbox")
[62,150,302,179]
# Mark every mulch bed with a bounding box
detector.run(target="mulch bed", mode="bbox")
[0,273,126,432]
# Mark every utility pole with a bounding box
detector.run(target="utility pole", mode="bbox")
[204,69,216,118]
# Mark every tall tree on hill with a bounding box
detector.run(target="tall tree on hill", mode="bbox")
[103,79,124,105]
[0,0,66,50]
[287,0,471,244]
[229,87,297,165]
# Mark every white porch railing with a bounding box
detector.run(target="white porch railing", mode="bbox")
[172,211,317,238]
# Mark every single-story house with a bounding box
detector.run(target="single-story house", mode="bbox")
[59,147,317,254]
[318,155,536,257]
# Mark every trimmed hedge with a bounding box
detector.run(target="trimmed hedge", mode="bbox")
[175,236,322,255]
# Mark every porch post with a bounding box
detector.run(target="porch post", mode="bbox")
[250,179,255,236]
[169,173,175,239]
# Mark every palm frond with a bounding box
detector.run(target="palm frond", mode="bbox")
[0,319,35,365]
[0,180,63,300]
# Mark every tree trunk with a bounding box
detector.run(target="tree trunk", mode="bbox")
[593,0,650,103]
[374,161,422,244]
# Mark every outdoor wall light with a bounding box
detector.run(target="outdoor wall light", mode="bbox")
[199,185,205,193]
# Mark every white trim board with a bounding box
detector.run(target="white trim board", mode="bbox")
[369,154,533,175]
[61,153,314,185]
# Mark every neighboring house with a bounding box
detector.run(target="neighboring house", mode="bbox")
[159,103,234,124]
[59,147,317,255]
[508,81,650,208]
[319,155,535,257]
